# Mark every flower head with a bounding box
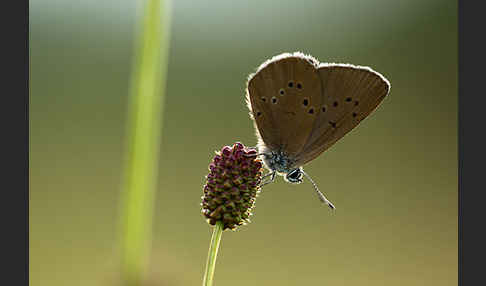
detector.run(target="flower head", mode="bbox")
[202,142,263,230]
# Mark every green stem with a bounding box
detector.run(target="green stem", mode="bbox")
[118,0,171,285]
[202,221,224,286]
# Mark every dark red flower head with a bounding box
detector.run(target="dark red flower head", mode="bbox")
[201,142,263,230]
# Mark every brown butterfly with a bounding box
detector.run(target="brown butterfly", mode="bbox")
[245,52,390,209]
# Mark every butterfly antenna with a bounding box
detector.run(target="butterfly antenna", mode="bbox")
[301,170,336,210]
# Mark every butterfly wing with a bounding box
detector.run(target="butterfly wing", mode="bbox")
[293,63,390,167]
[246,52,323,155]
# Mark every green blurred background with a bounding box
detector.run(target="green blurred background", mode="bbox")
[30,0,457,285]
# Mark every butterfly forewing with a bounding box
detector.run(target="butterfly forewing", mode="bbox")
[293,64,390,166]
[247,53,323,155]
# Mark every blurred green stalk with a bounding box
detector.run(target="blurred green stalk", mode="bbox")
[202,221,224,286]
[118,0,171,285]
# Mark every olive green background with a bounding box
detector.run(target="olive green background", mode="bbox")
[30,0,457,285]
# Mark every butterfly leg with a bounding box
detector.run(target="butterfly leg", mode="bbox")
[262,172,275,179]
[243,152,266,158]
[259,171,276,187]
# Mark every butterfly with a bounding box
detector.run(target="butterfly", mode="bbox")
[245,52,390,209]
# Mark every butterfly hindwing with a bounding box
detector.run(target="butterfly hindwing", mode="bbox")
[246,53,323,156]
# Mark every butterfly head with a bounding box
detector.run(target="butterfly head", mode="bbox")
[284,168,304,184]
[257,142,334,209]
[258,143,303,184]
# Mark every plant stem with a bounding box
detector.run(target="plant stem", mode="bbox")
[118,0,171,285]
[203,221,224,286]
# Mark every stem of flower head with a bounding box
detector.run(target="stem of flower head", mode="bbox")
[202,221,224,286]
